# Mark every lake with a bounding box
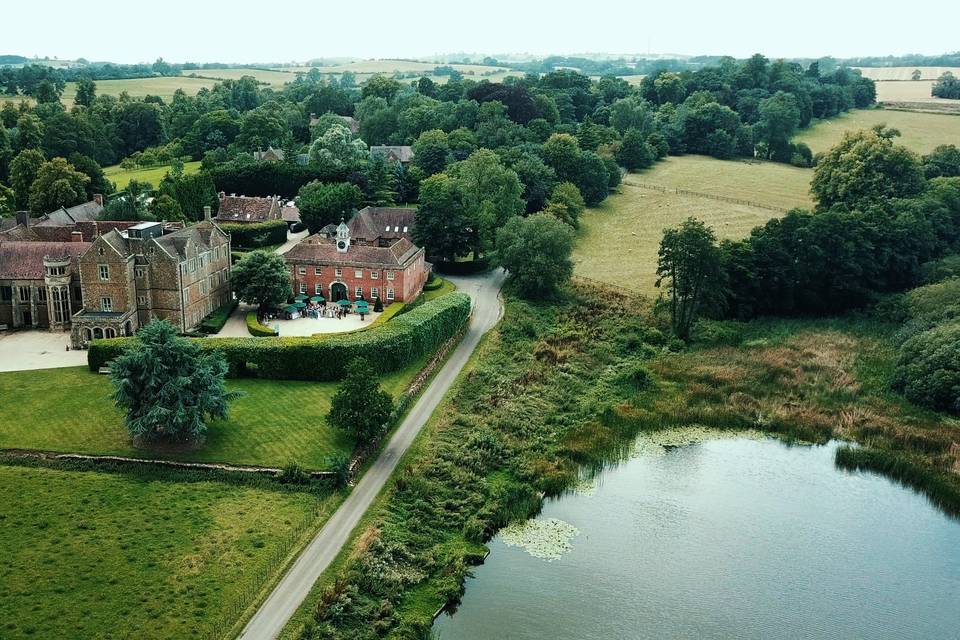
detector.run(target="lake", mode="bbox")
[432,432,960,640]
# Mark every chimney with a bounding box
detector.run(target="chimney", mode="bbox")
[93,194,104,206]
[203,206,211,222]
[15,211,29,228]
[71,231,84,243]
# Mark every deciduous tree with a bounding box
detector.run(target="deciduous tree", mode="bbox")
[656,217,723,340]
[496,213,575,297]
[230,250,293,311]
[327,357,394,446]
[295,181,363,233]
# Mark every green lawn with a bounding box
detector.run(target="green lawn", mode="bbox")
[574,155,813,297]
[0,463,335,640]
[0,361,425,470]
[104,161,202,190]
[793,108,960,155]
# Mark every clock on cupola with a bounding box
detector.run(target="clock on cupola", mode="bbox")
[336,218,351,252]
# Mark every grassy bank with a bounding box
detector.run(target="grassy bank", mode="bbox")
[0,462,338,640]
[793,108,960,155]
[0,359,427,470]
[104,160,202,190]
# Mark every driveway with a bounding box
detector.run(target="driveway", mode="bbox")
[238,268,507,640]
[0,330,87,372]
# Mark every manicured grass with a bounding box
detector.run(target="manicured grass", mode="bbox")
[0,463,334,640]
[422,277,456,302]
[573,155,813,296]
[0,360,425,470]
[793,108,960,155]
[104,161,202,190]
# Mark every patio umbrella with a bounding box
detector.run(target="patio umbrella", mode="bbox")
[355,301,370,311]
[293,301,307,309]
[294,294,308,302]
[310,296,324,303]
[283,304,298,314]
[336,299,351,306]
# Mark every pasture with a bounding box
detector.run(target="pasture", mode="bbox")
[62,76,218,106]
[183,68,298,87]
[104,160,202,190]
[793,108,960,155]
[853,66,960,81]
[0,462,335,640]
[573,155,813,297]
[0,360,425,470]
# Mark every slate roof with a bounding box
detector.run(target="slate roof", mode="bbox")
[349,207,416,243]
[215,195,281,223]
[285,235,421,268]
[153,222,225,260]
[0,241,89,280]
[309,114,359,134]
[369,145,414,163]
[36,200,104,226]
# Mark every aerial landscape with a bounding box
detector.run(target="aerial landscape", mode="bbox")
[1,1,959,639]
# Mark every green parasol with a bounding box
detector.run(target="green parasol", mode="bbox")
[310,296,324,303]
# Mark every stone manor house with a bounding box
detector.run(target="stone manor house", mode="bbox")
[0,203,231,347]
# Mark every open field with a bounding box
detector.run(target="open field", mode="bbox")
[183,68,298,87]
[63,77,218,105]
[104,160,202,190]
[793,108,960,155]
[854,66,960,81]
[290,59,512,75]
[0,463,335,640]
[0,360,426,470]
[574,156,813,296]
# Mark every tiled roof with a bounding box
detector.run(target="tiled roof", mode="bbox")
[36,200,104,226]
[369,145,414,163]
[0,224,42,242]
[153,222,225,260]
[215,195,281,223]
[349,207,416,243]
[0,241,89,280]
[282,205,301,223]
[285,235,420,268]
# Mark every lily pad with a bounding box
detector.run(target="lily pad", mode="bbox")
[499,517,580,561]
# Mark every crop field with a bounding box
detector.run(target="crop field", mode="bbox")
[573,155,813,297]
[61,76,218,106]
[0,462,335,640]
[0,361,425,470]
[303,59,511,75]
[104,160,202,190]
[793,108,960,155]
[853,66,960,81]
[872,80,955,103]
[182,68,298,87]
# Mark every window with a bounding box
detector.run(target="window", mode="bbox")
[100,297,112,312]
[299,282,306,294]
[135,266,145,278]
[386,270,395,281]
[355,286,363,298]
[402,226,408,233]
[386,288,395,300]
[0,286,9,301]
[183,286,190,302]
[335,267,342,277]
[18,286,29,302]
[371,287,379,300]
[52,288,67,323]
[315,283,322,295]
[189,258,196,272]
[298,266,306,275]
[37,288,47,303]
[99,264,109,281]
[371,270,379,279]
[105,328,116,339]
[354,269,363,278]
[97,247,104,256]
[138,295,147,305]
[314,266,322,276]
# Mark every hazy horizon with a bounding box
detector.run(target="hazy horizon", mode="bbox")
[5,0,958,65]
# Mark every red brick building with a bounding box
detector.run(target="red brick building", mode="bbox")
[284,211,428,304]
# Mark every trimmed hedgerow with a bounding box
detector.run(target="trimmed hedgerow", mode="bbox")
[199,299,239,334]
[89,293,471,382]
[219,219,288,249]
[246,311,278,337]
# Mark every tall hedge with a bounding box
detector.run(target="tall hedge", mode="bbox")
[219,219,288,249]
[89,293,471,382]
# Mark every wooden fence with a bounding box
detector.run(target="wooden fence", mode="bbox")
[625,182,791,214]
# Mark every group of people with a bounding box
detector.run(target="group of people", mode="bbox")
[305,303,350,320]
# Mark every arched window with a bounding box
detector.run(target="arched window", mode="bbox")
[82,328,92,341]
[105,328,116,339]
[93,327,103,339]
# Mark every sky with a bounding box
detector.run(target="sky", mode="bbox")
[5,0,958,64]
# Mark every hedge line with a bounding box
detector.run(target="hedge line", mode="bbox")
[89,292,471,382]
[246,311,278,337]
[199,299,238,334]
[434,257,491,275]
[219,220,288,249]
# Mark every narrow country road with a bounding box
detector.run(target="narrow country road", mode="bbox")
[238,268,507,640]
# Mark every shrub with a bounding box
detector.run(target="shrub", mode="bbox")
[246,311,277,337]
[892,320,960,414]
[278,462,310,485]
[423,277,445,292]
[90,293,472,382]
[219,219,288,249]
[198,299,238,334]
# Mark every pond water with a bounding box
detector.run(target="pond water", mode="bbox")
[432,433,960,640]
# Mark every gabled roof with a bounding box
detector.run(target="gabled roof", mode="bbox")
[349,207,416,243]
[152,221,227,260]
[215,194,281,223]
[0,240,90,280]
[36,199,104,226]
[253,147,285,162]
[369,145,414,163]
